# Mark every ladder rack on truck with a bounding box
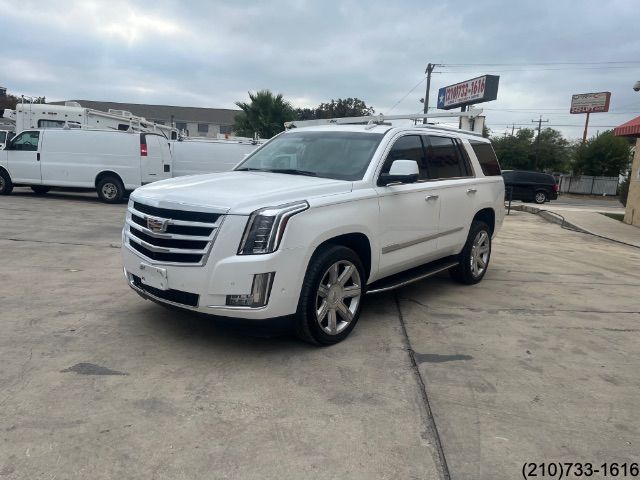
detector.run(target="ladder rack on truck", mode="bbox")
[5,102,179,139]
[284,108,485,135]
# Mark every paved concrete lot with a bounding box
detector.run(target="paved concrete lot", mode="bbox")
[1,187,639,479]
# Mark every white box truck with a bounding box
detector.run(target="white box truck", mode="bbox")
[0,128,172,203]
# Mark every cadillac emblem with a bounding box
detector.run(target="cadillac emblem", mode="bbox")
[146,217,168,233]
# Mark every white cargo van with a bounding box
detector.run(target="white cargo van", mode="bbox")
[169,138,263,176]
[0,129,172,203]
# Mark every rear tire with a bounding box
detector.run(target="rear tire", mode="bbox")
[534,190,548,204]
[96,176,125,203]
[31,185,51,195]
[0,170,13,195]
[295,245,365,345]
[450,221,492,285]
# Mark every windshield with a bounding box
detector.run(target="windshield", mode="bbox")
[236,131,384,181]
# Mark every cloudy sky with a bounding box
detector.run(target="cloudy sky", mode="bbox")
[1,0,639,139]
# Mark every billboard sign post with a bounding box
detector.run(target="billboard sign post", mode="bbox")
[570,92,611,143]
[437,75,500,110]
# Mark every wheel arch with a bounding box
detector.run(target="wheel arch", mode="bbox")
[0,165,11,179]
[472,207,495,235]
[95,170,124,189]
[312,232,373,282]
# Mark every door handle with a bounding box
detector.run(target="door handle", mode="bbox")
[425,195,439,201]
[37,153,41,161]
[466,188,477,194]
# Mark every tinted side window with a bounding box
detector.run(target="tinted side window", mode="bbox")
[425,136,466,179]
[10,131,40,151]
[381,135,427,179]
[469,140,501,176]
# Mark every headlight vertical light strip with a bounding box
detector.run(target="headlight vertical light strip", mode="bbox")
[238,201,309,255]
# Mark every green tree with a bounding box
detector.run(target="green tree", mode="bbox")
[491,127,572,172]
[1,93,46,110]
[533,128,572,172]
[491,128,535,170]
[295,97,375,121]
[234,90,296,138]
[572,130,632,176]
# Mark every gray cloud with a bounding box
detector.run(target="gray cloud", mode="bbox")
[1,0,639,138]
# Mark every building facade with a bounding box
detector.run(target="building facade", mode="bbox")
[49,100,240,138]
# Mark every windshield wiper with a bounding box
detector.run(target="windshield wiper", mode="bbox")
[264,169,317,177]
[235,167,265,171]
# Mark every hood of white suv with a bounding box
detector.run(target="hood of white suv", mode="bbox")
[132,171,352,214]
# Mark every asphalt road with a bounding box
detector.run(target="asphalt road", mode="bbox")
[1,187,639,479]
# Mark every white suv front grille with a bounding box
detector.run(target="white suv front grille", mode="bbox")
[125,201,224,265]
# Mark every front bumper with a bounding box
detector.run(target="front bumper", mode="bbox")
[122,213,307,320]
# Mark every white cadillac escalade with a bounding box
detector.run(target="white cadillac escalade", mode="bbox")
[122,120,504,345]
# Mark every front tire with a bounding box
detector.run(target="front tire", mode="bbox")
[450,221,492,285]
[0,170,13,195]
[97,176,125,203]
[534,190,548,204]
[296,245,365,345]
[31,185,51,195]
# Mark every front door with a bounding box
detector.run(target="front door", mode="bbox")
[375,134,442,278]
[6,131,42,183]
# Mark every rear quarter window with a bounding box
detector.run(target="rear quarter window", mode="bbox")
[469,140,501,176]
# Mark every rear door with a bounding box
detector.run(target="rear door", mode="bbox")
[423,134,478,254]
[140,134,167,183]
[6,130,42,183]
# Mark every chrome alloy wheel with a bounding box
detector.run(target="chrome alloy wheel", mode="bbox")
[535,191,547,203]
[101,182,118,200]
[316,260,362,335]
[470,230,490,278]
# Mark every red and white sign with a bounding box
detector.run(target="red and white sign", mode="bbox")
[440,76,486,108]
[570,92,611,114]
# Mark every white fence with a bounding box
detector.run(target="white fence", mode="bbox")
[557,175,619,195]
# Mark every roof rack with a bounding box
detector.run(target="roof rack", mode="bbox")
[284,108,483,130]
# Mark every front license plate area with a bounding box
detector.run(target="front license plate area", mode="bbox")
[139,263,168,290]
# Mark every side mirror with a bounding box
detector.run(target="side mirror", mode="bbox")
[378,159,419,186]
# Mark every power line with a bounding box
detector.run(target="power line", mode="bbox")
[387,77,426,113]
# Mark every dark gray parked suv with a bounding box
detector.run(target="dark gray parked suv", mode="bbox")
[502,170,559,204]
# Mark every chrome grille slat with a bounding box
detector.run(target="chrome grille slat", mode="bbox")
[126,219,211,241]
[129,207,223,227]
[126,201,224,266]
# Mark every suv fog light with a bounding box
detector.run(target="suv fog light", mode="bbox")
[226,272,275,307]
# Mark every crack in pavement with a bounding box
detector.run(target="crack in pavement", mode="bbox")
[401,298,640,315]
[394,293,451,480]
[0,237,120,248]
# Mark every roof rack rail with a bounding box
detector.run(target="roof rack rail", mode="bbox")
[284,108,483,129]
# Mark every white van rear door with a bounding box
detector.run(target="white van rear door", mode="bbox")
[141,134,166,184]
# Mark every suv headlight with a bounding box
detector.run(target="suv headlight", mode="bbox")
[238,201,309,255]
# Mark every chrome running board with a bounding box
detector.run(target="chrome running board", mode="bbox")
[366,257,459,295]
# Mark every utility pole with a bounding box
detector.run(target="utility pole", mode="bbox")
[531,115,549,170]
[422,63,440,124]
[582,112,590,144]
[511,124,515,136]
